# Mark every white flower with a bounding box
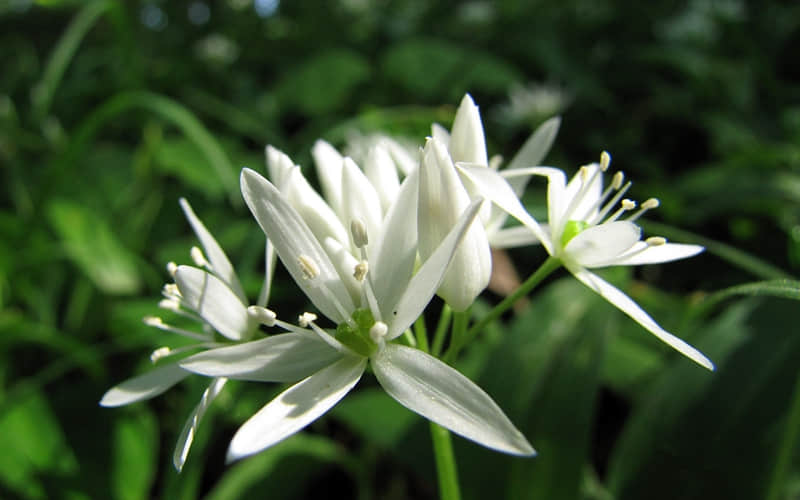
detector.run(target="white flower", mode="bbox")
[508,153,714,370]
[99,198,277,471]
[180,169,535,461]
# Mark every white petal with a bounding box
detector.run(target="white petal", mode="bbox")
[369,168,419,320]
[503,166,565,242]
[372,344,535,455]
[566,264,714,370]
[180,331,341,382]
[418,138,491,311]
[265,145,295,190]
[179,198,246,303]
[341,157,384,246]
[322,236,362,305]
[364,144,401,212]
[257,240,276,307]
[174,266,252,341]
[431,122,450,147]
[99,362,190,407]
[564,221,641,268]
[312,139,344,216]
[457,164,551,253]
[489,225,543,249]
[448,94,488,166]
[241,169,355,324]
[563,163,603,222]
[173,377,227,472]
[505,116,561,194]
[226,355,367,461]
[283,166,350,249]
[387,197,483,340]
[381,136,418,176]
[611,243,705,266]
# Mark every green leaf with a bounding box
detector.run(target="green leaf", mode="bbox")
[153,138,226,198]
[275,49,370,116]
[111,410,158,500]
[698,279,800,315]
[331,387,418,449]
[47,200,141,294]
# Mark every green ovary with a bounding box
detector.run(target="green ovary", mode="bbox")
[335,308,377,357]
[560,220,590,247]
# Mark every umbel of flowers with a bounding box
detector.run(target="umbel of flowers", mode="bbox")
[101,93,712,472]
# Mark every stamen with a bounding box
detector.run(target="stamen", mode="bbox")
[143,315,210,341]
[590,180,632,224]
[645,236,667,246]
[599,151,611,171]
[158,298,181,312]
[150,347,171,363]
[627,198,660,222]
[247,305,277,327]
[611,171,624,190]
[562,162,605,227]
[353,261,369,282]
[305,319,349,354]
[298,312,318,327]
[298,255,320,280]
[351,219,369,248]
[606,199,637,223]
[162,283,181,298]
[191,246,209,268]
[575,170,627,222]
[166,261,178,277]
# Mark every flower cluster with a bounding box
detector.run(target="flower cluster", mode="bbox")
[102,93,712,471]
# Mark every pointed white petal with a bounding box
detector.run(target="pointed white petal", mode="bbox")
[369,168,419,320]
[373,344,535,455]
[381,136,418,176]
[100,362,190,407]
[226,355,366,461]
[173,377,227,472]
[179,198,246,302]
[489,225,543,249]
[431,122,450,147]
[173,266,251,339]
[174,266,252,340]
[341,157,384,246]
[322,236,362,305]
[505,116,561,194]
[283,167,350,249]
[563,163,603,223]
[265,145,295,190]
[457,164,551,253]
[180,331,341,382]
[364,144,401,212]
[566,264,714,370]
[449,94,488,166]
[257,240,276,307]
[564,221,641,268]
[610,243,705,266]
[241,169,355,324]
[312,139,344,216]
[387,197,483,340]
[418,139,491,311]
[503,166,565,242]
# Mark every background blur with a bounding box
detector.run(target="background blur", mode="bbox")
[2,0,800,499]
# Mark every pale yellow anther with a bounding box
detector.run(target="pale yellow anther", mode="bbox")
[646,236,667,246]
[579,165,590,182]
[158,298,181,312]
[150,347,171,363]
[600,151,612,171]
[298,312,317,327]
[351,219,369,248]
[611,171,625,190]
[641,198,660,210]
[163,283,180,297]
[353,261,369,282]
[166,261,178,277]
[298,255,320,280]
[143,316,164,327]
[248,305,277,327]
[190,246,209,267]
[621,199,637,210]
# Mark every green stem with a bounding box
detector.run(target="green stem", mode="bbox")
[431,305,453,357]
[464,256,561,342]
[414,315,430,353]
[765,371,800,500]
[429,422,461,500]
[443,310,470,364]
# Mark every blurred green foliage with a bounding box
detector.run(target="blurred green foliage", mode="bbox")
[1,0,799,499]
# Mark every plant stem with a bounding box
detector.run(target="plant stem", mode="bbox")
[431,304,453,357]
[464,256,561,342]
[430,421,461,500]
[414,315,430,353]
[443,310,470,363]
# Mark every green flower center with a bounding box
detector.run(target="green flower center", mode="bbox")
[335,308,377,357]
[560,220,590,247]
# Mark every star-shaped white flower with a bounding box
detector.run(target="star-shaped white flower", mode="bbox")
[180,169,535,461]
[508,153,714,370]
[100,198,277,471]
